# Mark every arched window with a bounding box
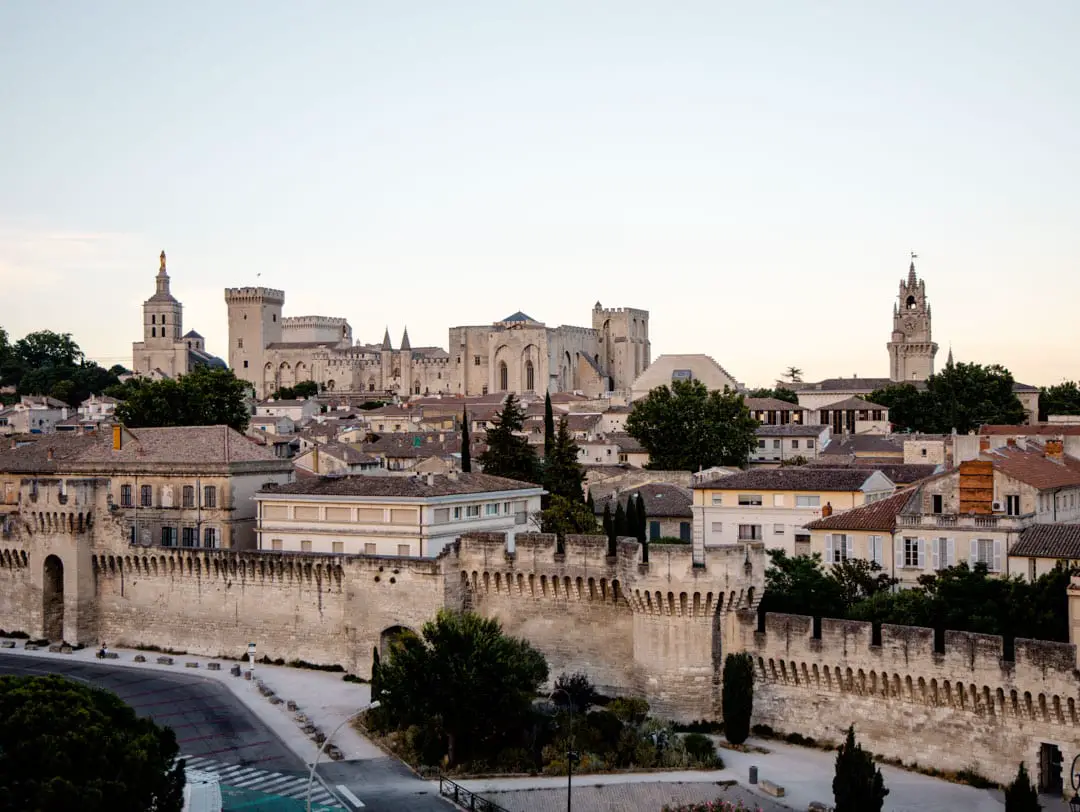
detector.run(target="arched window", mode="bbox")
[525,360,535,392]
[162,314,166,324]
[151,314,156,324]
[498,361,508,392]
[151,327,156,338]
[413,381,421,395]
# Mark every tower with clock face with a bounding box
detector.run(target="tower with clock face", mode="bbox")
[887,260,939,382]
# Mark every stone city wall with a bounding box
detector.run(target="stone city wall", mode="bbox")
[736,610,1080,785]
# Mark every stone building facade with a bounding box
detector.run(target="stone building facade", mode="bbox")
[887,260,938,382]
[224,285,649,399]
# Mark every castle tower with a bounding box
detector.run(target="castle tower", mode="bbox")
[592,303,651,392]
[225,286,285,397]
[887,259,938,382]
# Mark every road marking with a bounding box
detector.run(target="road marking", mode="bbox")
[336,785,365,807]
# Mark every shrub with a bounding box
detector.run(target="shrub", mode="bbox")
[676,719,725,734]
[662,801,760,811]
[1004,762,1041,811]
[683,732,719,766]
[553,672,599,713]
[722,653,754,745]
[833,726,888,812]
[342,674,367,684]
[609,697,650,727]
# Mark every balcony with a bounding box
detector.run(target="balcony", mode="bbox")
[896,512,1030,531]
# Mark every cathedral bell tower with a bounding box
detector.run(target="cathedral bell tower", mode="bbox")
[887,257,938,382]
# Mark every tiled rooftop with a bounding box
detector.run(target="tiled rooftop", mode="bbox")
[261,472,541,498]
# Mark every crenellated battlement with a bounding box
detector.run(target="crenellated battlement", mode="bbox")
[224,286,285,304]
[283,316,348,328]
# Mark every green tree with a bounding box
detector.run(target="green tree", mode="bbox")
[552,672,599,714]
[614,501,627,537]
[626,379,759,471]
[0,674,185,811]
[721,652,754,745]
[602,503,613,542]
[540,495,599,540]
[832,726,888,812]
[371,646,382,696]
[1003,762,1041,812]
[586,489,595,514]
[830,558,897,612]
[745,387,799,404]
[635,493,647,542]
[460,407,472,472]
[758,550,845,620]
[477,394,540,483]
[12,330,83,371]
[1039,381,1080,421]
[543,418,586,501]
[374,610,549,766]
[868,383,927,432]
[114,367,251,432]
[625,494,638,544]
[543,393,556,459]
[783,366,803,384]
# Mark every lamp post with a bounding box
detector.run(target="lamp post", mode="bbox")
[1070,753,1080,812]
[550,688,576,812]
[306,699,380,812]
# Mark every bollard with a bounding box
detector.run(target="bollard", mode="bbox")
[749,765,758,785]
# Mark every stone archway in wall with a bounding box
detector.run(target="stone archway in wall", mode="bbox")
[521,344,539,393]
[43,555,64,641]
[379,625,417,658]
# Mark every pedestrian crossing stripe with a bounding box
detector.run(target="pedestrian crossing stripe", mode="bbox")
[179,755,344,809]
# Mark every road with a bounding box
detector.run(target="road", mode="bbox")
[0,654,455,811]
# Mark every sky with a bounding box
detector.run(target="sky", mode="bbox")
[2,2,1078,388]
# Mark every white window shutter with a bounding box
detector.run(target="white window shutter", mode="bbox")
[993,539,1002,573]
[895,539,904,569]
[932,538,940,571]
[825,534,833,563]
[947,538,955,567]
[917,538,926,568]
[969,539,977,568]
[875,536,884,566]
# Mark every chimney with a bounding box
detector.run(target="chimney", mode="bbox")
[312,444,319,474]
[112,425,122,451]
[1006,438,1017,448]
[979,438,990,453]
[427,473,436,486]
[821,502,833,518]
[47,448,54,462]
[1047,439,1065,464]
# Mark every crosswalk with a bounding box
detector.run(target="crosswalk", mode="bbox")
[179,754,346,809]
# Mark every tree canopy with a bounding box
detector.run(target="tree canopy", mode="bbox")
[269,380,319,400]
[626,379,759,471]
[477,393,540,483]
[0,328,120,406]
[0,674,185,811]
[833,726,888,812]
[745,387,799,404]
[543,418,585,501]
[1039,381,1080,421]
[870,361,1026,433]
[114,367,251,432]
[372,610,549,766]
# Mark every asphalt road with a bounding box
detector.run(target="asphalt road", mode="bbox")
[0,654,457,811]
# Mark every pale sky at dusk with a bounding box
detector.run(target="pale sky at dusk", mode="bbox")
[2,2,1078,388]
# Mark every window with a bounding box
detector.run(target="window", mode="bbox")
[181,527,198,547]
[1006,494,1020,516]
[204,527,217,548]
[710,521,723,534]
[474,356,481,366]
[129,525,137,545]
[868,535,884,566]
[649,521,661,540]
[182,485,195,508]
[972,538,1000,571]
[738,524,762,541]
[203,485,217,508]
[711,494,722,506]
[162,315,166,324]
[434,508,450,523]
[932,537,953,569]
[466,505,481,518]
[333,541,344,554]
[737,494,763,506]
[921,447,927,457]
[244,360,249,368]
[151,315,156,324]
[364,542,377,555]
[272,539,283,551]
[238,338,243,348]
[397,544,410,556]
[773,523,785,535]
[795,495,820,508]
[773,494,784,507]
[679,522,691,541]
[772,439,781,449]
[485,503,499,516]
[827,534,850,563]
[453,506,462,519]
[792,440,800,450]
[120,484,133,507]
[301,540,312,552]
[161,526,177,547]
[932,494,943,514]
[901,537,922,568]
[151,327,156,338]
[140,485,153,507]
[757,440,766,449]
[806,438,815,449]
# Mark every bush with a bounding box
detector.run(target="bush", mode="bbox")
[833,726,888,812]
[722,653,754,745]
[675,719,724,734]
[682,732,719,766]
[609,697,650,726]
[286,659,345,672]
[1004,762,1041,811]
[662,801,759,811]
[553,672,599,713]
[342,674,367,684]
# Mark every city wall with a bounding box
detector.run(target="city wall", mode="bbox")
[737,611,1080,785]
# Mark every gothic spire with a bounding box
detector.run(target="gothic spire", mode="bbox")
[946,345,954,366]
[381,327,392,351]
[400,327,411,351]
[907,260,917,287]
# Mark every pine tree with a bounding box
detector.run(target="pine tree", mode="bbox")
[721,652,754,745]
[625,494,638,544]
[543,418,586,501]
[832,726,889,812]
[614,501,627,537]
[460,407,471,473]
[543,392,556,459]
[1004,762,1041,812]
[478,394,539,483]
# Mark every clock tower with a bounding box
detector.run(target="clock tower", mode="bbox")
[887,259,938,382]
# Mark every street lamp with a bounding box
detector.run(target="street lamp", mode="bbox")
[1070,753,1080,812]
[550,688,577,812]
[306,699,380,812]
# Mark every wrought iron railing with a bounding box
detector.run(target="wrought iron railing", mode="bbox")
[437,776,511,812]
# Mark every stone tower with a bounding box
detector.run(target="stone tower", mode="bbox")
[887,260,938,382]
[225,286,285,397]
[144,251,183,346]
[592,303,651,392]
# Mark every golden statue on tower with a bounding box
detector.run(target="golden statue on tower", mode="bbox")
[159,250,166,273]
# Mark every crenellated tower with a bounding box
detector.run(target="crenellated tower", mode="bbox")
[887,259,938,382]
[592,303,651,392]
[225,286,285,397]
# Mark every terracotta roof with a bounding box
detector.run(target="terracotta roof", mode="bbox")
[791,377,893,393]
[595,482,693,519]
[363,432,483,459]
[819,396,888,411]
[262,472,542,498]
[981,424,1080,436]
[565,413,601,432]
[755,424,829,437]
[821,435,903,456]
[305,442,378,465]
[987,447,1080,490]
[804,461,937,485]
[744,397,804,412]
[805,489,915,532]
[692,467,888,492]
[1010,525,1080,558]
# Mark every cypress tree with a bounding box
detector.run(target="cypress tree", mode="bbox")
[614,501,627,538]
[586,490,595,514]
[722,652,754,745]
[1004,762,1041,812]
[371,646,382,697]
[543,418,586,501]
[603,503,614,555]
[625,495,638,544]
[543,392,556,459]
[636,493,648,542]
[832,726,889,812]
[460,407,471,473]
